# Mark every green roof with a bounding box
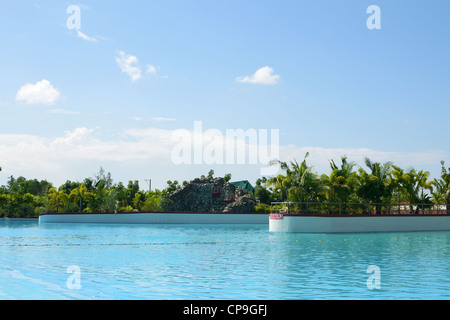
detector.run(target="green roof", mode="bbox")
[230,180,255,193]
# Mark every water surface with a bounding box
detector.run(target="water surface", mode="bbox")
[1,220,449,299]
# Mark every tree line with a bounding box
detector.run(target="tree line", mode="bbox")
[0,167,230,218]
[0,167,176,218]
[254,153,450,214]
[1,155,450,218]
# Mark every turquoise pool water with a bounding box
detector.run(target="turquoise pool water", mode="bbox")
[1,219,450,300]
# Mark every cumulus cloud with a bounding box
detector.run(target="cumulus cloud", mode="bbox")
[15,79,61,105]
[0,127,175,164]
[0,125,445,188]
[115,51,159,81]
[115,51,142,82]
[236,66,280,85]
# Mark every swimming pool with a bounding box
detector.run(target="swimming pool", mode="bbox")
[1,219,450,299]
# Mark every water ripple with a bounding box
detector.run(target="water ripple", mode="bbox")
[1,221,450,299]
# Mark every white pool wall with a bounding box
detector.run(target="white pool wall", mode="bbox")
[269,215,450,233]
[39,212,269,224]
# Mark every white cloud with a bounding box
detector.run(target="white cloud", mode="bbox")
[0,127,170,186]
[115,51,142,82]
[146,65,157,75]
[15,79,61,105]
[278,145,447,176]
[152,117,176,122]
[51,127,97,149]
[115,51,160,81]
[0,125,445,189]
[47,108,80,115]
[236,66,280,85]
[76,30,98,42]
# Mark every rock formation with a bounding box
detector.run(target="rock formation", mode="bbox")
[164,177,255,213]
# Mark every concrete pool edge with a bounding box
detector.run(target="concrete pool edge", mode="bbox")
[39,212,269,224]
[269,214,450,233]
[38,212,450,233]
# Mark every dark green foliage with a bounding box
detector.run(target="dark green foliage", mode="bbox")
[1,157,449,217]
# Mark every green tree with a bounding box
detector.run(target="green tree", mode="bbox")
[2,193,35,217]
[113,182,127,208]
[255,177,272,205]
[132,192,145,211]
[165,180,180,193]
[224,173,232,182]
[126,180,140,207]
[142,190,166,212]
[267,153,326,204]
[94,167,113,188]
[322,156,357,203]
[356,158,393,214]
[85,179,109,212]
[11,178,52,196]
[69,183,90,213]
[103,189,119,213]
[47,188,68,213]
[411,169,433,204]
[431,161,450,212]
[391,167,432,208]
[264,173,289,202]
[59,180,81,195]
[390,165,410,213]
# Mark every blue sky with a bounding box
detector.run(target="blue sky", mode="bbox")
[1,0,450,189]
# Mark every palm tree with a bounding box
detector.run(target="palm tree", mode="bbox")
[431,161,450,213]
[267,153,326,212]
[265,159,292,202]
[264,173,290,202]
[103,188,119,213]
[396,168,432,211]
[390,165,410,213]
[322,156,357,211]
[47,188,68,213]
[287,157,324,203]
[356,158,393,214]
[87,179,108,212]
[132,192,145,211]
[142,190,166,212]
[414,170,433,204]
[69,183,89,213]
[431,179,449,212]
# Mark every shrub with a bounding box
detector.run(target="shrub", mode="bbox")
[254,203,271,213]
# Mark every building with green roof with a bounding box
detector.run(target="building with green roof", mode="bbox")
[230,180,255,193]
